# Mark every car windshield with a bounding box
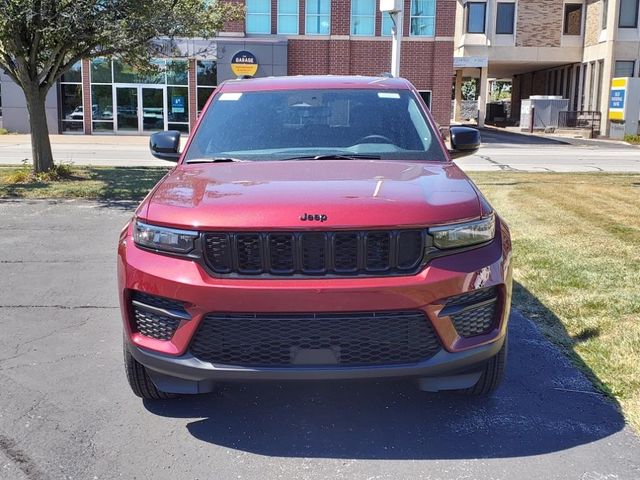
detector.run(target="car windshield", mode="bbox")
[183,88,446,162]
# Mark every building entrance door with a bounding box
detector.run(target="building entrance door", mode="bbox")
[115,86,166,134]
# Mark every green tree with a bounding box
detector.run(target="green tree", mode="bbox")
[491,80,512,102]
[0,0,243,173]
[461,79,478,101]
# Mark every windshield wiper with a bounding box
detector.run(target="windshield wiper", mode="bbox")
[184,157,247,164]
[283,153,382,161]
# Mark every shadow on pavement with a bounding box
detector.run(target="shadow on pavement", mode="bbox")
[90,167,169,202]
[478,127,569,145]
[144,285,625,460]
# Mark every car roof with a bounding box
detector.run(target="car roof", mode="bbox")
[218,75,413,93]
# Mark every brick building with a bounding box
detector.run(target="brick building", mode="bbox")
[452,0,640,135]
[0,0,456,135]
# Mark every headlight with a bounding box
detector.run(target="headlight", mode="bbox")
[133,221,198,253]
[429,214,495,249]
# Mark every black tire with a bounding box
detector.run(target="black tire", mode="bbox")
[457,339,507,396]
[123,342,176,400]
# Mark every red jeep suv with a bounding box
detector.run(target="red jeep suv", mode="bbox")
[118,75,512,399]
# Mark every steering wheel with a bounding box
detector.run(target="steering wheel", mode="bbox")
[353,134,394,145]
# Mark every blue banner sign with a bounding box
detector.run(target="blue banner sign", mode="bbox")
[172,96,185,113]
[610,89,625,109]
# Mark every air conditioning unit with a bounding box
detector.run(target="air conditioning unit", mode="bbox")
[520,97,569,130]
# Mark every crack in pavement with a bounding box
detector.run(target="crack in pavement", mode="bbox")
[0,319,95,364]
[0,434,47,480]
[475,155,521,171]
[0,352,95,372]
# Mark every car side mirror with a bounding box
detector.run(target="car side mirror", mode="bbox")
[448,126,481,159]
[150,130,181,162]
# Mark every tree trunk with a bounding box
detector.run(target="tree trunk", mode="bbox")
[24,86,54,173]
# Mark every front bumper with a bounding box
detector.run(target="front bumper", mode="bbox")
[118,219,512,389]
[127,335,505,393]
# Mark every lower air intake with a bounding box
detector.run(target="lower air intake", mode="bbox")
[131,292,188,341]
[190,311,442,367]
[440,286,500,337]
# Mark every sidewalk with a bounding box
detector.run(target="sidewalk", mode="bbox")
[476,124,638,149]
[0,133,170,167]
[0,133,152,146]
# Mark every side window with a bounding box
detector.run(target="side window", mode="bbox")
[408,97,431,149]
[563,3,583,35]
[466,2,486,33]
[410,0,436,36]
[246,0,271,34]
[351,0,376,36]
[278,0,299,34]
[495,2,515,34]
[306,0,330,34]
[619,0,639,28]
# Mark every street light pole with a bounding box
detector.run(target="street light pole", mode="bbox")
[390,11,403,77]
[380,0,403,77]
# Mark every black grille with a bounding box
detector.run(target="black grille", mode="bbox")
[202,230,425,277]
[131,292,188,341]
[450,300,498,337]
[444,287,498,308]
[190,311,442,367]
[439,287,500,338]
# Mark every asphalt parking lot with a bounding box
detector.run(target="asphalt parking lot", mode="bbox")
[1,200,639,480]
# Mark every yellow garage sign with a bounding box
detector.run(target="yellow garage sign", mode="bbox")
[231,51,258,77]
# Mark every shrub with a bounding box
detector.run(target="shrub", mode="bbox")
[3,161,75,184]
[623,134,640,145]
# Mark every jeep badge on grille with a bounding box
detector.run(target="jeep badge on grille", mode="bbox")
[300,213,328,222]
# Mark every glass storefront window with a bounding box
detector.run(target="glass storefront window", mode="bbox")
[169,123,190,133]
[197,87,215,115]
[167,86,189,124]
[167,60,188,85]
[142,88,165,132]
[91,58,113,83]
[197,61,217,86]
[83,57,199,134]
[91,85,113,121]
[93,122,115,132]
[61,61,82,83]
[60,84,84,132]
[113,59,165,84]
[91,84,114,132]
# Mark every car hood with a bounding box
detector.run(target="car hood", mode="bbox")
[144,160,481,229]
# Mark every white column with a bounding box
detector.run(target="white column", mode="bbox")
[453,69,463,122]
[391,10,404,77]
[477,66,489,127]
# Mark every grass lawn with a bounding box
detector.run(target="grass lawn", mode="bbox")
[469,172,640,430]
[2,165,639,429]
[0,165,169,200]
